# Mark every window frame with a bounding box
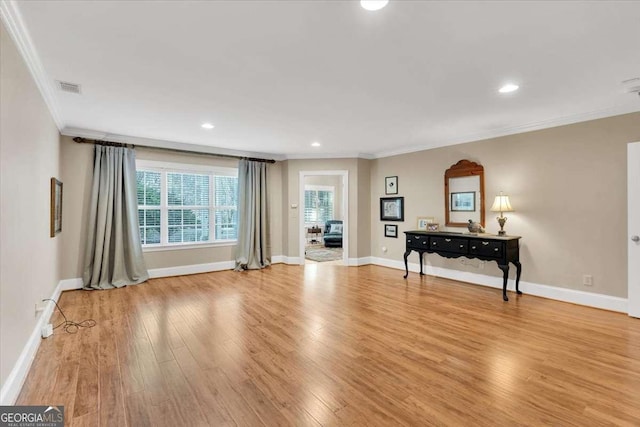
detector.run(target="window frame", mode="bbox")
[136,159,238,251]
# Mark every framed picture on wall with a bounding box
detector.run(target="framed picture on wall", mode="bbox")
[384,224,398,238]
[380,197,404,221]
[385,176,398,195]
[451,191,476,212]
[50,177,63,237]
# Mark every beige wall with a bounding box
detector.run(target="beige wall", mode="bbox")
[370,112,640,298]
[60,136,284,276]
[0,22,62,385]
[282,158,371,259]
[357,158,372,260]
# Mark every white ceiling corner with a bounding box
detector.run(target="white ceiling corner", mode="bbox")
[0,0,64,130]
[7,1,640,159]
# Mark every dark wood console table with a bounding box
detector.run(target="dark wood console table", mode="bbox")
[403,231,522,301]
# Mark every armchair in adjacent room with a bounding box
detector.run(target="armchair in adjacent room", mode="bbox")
[323,220,343,248]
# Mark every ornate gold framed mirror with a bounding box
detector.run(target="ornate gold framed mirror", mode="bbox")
[444,160,485,228]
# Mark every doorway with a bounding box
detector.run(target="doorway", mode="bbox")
[299,171,348,266]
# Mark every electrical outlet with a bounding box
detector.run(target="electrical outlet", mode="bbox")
[583,275,593,286]
[34,302,45,318]
[41,323,53,338]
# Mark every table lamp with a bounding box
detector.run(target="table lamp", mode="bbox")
[490,192,514,236]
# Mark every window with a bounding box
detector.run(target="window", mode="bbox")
[136,161,238,247]
[304,186,334,226]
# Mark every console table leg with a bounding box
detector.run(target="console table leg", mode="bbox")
[498,264,509,301]
[419,252,425,276]
[403,251,411,279]
[513,261,522,295]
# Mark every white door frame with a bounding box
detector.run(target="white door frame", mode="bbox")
[299,170,349,265]
[628,142,640,318]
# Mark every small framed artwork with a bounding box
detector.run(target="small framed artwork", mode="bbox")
[380,197,404,221]
[417,216,435,230]
[451,191,476,212]
[426,223,439,232]
[50,177,63,237]
[385,176,398,195]
[384,224,398,238]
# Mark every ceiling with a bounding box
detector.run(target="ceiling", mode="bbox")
[4,0,640,159]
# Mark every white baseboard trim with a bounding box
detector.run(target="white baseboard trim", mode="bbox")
[59,277,83,291]
[272,256,302,265]
[348,257,373,266]
[148,256,307,277]
[148,261,235,278]
[370,257,628,313]
[0,279,69,405]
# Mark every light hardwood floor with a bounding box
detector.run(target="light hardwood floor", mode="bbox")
[17,264,640,426]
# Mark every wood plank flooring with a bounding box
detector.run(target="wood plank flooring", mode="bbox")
[17,264,640,426]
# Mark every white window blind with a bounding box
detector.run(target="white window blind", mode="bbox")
[136,162,238,247]
[304,187,334,225]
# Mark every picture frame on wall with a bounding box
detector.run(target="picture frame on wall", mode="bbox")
[380,197,404,221]
[417,216,435,230]
[384,224,398,238]
[50,177,63,237]
[385,176,398,195]
[450,191,476,212]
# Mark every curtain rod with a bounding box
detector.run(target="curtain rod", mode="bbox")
[72,137,277,164]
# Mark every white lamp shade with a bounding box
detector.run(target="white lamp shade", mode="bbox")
[490,194,514,213]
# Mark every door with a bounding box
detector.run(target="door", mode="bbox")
[628,142,640,318]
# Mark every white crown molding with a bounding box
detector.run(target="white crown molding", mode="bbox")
[285,152,375,160]
[61,127,287,161]
[0,0,64,130]
[372,104,640,159]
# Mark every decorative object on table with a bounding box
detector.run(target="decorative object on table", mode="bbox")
[50,177,63,237]
[417,216,435,230]
[307,226,322,244]
[385,176,398,195]
[445,160,485,228]
[426,223,439,232]
[467,220,485,233]
[380,196,404,221]
[385,224,398,238]
[490,191,514,236]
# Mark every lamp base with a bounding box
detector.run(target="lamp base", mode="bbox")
[496,216,507,236]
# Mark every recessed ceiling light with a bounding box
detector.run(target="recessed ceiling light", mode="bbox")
[499,83,519,94]
[360,0,389,11]
[311,142,321,147]
[201,123,215,129]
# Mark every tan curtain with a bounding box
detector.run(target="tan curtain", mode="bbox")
[82,146,148,289]
[235,160,270,270]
